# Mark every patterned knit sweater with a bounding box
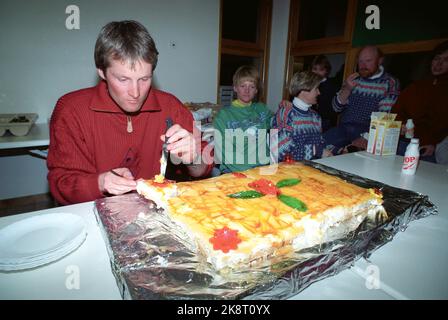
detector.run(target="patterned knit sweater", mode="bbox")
[333,68,400,126]
[271,104,325,161]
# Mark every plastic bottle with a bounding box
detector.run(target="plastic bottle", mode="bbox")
[405,119,414,139]
[402,138,420,175]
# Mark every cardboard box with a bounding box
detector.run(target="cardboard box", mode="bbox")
[366,112,401,156]
[184,102,222,124]
[0,113,38,136]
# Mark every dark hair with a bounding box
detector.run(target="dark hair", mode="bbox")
[94,20,159,72]
[433,40,448,57]
[311,55,332,75]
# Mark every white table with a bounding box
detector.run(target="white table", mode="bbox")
[0,202,121,299]
[294,152,448,300]
[1,152,447,300]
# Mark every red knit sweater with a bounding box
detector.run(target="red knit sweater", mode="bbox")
[393,75,448,146]
[47,81,212,205]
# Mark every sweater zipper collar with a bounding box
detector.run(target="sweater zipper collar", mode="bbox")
[127,115,133,133]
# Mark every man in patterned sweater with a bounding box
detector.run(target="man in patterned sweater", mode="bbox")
[324,46,400,153]
[272,71,332,161]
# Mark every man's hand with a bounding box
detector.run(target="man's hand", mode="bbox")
[161,124,201,165]
[400,124,406,136]
[351,137,368,150]
[344,72,359,90]
[322,149,333,158]
[338,72,359,105]
[279,100,293,108]
[340,137,367,154]
[420,144,435,157]
[98,168,137,195]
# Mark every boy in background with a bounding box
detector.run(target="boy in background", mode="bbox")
[311,55,339,132]
[213,65,273,173]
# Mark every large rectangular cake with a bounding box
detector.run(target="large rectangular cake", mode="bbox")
[137,163,385,271]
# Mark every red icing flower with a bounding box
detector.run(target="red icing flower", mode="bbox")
[209,226,242,253]
[284,154,295,164]
[232,172,247,178]
[248,179,280,196]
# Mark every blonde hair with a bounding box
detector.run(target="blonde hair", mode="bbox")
[232,65,260,89]
[289,71,322,97]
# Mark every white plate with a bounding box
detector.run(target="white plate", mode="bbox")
[0,235,86,271]
[0,213,87,269]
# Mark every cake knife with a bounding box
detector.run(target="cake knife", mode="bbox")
[160,117,173,177]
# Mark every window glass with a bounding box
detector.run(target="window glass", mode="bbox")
[383,51,432,90]
[222,0,260,43]
[220,54,261,86]
[297,0,348,41]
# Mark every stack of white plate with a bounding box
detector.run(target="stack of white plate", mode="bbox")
[0,213,87,271]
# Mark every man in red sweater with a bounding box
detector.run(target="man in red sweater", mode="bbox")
[47,21,213,205]
[392,40,448,162]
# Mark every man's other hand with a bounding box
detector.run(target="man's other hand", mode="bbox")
[344,72,360,91]
[338,72,359,105]
[351,137,368,150]
[98,168,136,195]
[420,144,435,157]
[322,149,333,158]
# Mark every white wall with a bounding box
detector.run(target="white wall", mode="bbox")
[0,0,220,200]
[266,0,290,112]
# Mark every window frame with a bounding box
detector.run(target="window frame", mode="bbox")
[284,0,357,99]
[285,0,448,100]
[289,0,357,51]
[218,0,273,103]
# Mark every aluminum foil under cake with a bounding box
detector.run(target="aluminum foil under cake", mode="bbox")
[94,161,437,300]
